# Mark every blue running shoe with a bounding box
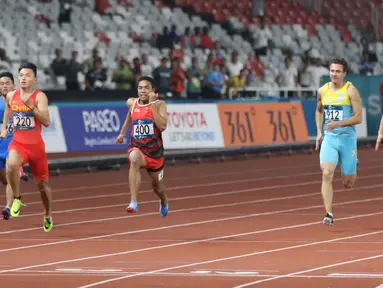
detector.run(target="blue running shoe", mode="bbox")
[159,203,169,218]
[2,207,10,220]
[126,201,138,214]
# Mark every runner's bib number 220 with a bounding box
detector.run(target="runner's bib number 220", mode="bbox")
[133,119,154,139]
[13,111,35,131]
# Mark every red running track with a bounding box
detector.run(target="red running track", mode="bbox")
[1,148,383,287]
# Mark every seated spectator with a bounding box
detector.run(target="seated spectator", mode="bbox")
[186,57,204,99]
[85,59,107,91]
[157,26,173,50]
[82,48,102,73]
[169,24,180,45]
[132,57,141,83]
[226,51,243,77]
[112,58,135,90]
[191,27,201,48]
[227,68,248,98]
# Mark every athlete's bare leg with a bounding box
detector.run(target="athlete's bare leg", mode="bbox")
[127,149,146,212]
[6,150,23,198]
[36,180,52,217]
[0,169,12,208]
[148,169,168,217]
[341,174,356,188]
[148,169,167,205]
[320,162,335,224]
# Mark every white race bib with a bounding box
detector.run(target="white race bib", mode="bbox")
[324,106,343,121]
[13,111,35,130]
[0,119,14,137]
[133,119,154,139]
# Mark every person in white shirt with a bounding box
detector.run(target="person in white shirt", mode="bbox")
[277,56,298,98]
[226,51,243,77]
[140,54,153,77]
[253,19,272,58]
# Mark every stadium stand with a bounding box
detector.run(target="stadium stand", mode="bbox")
[0,0,381,99]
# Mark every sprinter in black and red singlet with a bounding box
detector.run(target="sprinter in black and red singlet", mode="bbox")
[115,76,168,217]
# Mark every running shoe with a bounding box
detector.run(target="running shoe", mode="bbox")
[10,198,26,218]
[126,201,138,213]
[323,213,334,225]
[159,203,168,218]
[2,207,10,220]
[43,216,53,232]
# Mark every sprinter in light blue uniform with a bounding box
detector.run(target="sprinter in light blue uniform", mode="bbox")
[315,58,362,226]
[0,72,28,220]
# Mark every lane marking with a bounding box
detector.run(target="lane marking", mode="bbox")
[78,221,383,287]
[328,273,383,278]
[15,173,383,220]
[234,253,383,287]
[2,207,383,277]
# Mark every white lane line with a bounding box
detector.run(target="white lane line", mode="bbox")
[78,216,383,288]
[1,204,383,276]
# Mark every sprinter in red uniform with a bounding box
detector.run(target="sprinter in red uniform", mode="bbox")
[0,62,53,232]
[115,76,168,217]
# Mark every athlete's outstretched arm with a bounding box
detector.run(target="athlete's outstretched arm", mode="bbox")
[337,86,363,127]
[120,98,134,136]
[315,87,324,150]
[31,92,50,127]
[151,100,167,131]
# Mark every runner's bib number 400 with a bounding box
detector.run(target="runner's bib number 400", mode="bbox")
[133,119,154,139]
[13,111,35,131]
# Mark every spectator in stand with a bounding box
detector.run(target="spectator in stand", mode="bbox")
[58,0,72,27]
[111,58,135,90]
[0,49,11,73]
[277,56,298,98]
[50,48,67,85]
[65,50,81,90]
[206,62,225,99]
[152,57,172,95]
[213,40,225,61]
[298,58,312,98]
[170,57,185,98]
[253,17,272,58]
[359,52,375,75]
[157,26,173,50]
[169,24,180,45]
[169,39,184,61]
[140,54,153,77]
[132,57,141,83]
[82,48,102,73]
[227,68,248,98]
[200,26,213,50]
[191,27,201,48]
[186,57,204,99]
[226,51,243,77]
[85,58,107,91]
[309,57,329,88]
[180,27,193,49]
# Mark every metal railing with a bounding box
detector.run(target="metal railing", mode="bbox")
[227,86,318,100]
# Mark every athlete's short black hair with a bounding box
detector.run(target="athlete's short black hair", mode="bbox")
[137,76,156,91]
[0,72,14,84]
[330,58,348,73]
[18,62,37,76]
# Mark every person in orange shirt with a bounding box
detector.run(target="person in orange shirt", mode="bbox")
[170,58,185,98]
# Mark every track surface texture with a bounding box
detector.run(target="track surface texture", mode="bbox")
[1,147,383,287]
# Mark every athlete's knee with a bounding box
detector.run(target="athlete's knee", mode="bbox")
[36,180,50,193]
[322,168,334,182]
[342,176,356,188]
[129,151,143,168]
